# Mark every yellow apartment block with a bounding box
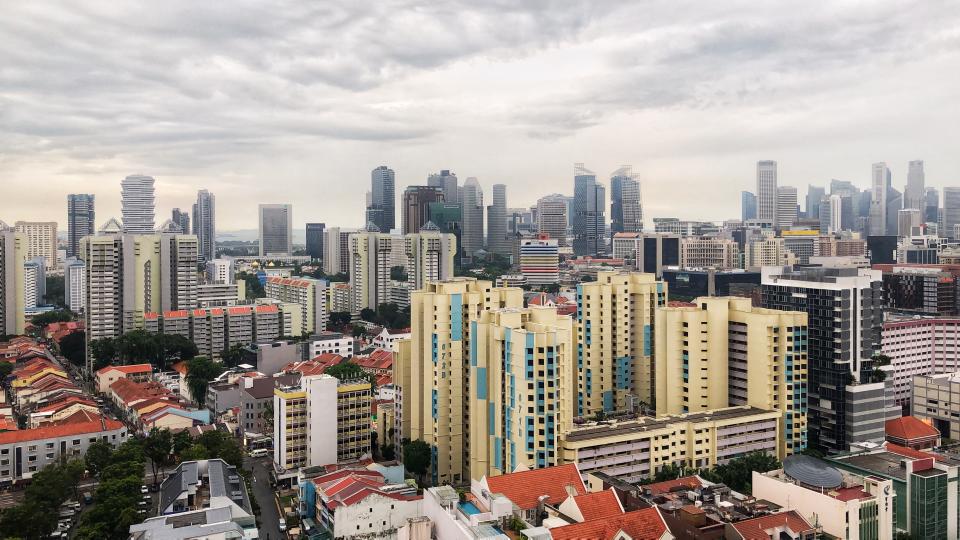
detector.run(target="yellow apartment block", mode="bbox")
[560,406,782,483]
[576,271,666,416]
[469,306,573,480]
[394,278,523,485]
[655,296,808,456]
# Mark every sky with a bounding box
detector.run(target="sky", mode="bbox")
[2,1,959,234]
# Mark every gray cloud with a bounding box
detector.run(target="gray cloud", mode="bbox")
[1,1,959,230]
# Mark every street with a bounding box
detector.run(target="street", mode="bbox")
[246,455,282,540]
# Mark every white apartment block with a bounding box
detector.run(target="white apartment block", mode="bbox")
[205,259,234,284]
[680,236,740,269]
[308,332,354,357]
[64,259,86,313]
[264,276,327,335]
[13,221,57,269]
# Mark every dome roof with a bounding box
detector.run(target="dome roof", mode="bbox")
[782,454,842,489]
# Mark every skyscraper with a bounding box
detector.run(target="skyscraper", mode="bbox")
[258,204,293,256]
[775,186,798,228]
[171,208,190,234]
[67,194,95,258]
[427,170,459,204]
[806,185,825,220]
[756,160,778,222]
[572,163,606,257]
[305,223,325,260]
[0,231,26,335]
[869,162,891,236]
[741,191,757,222]
[536,195,568,246]
[943,188,960,240]
[610,166,643,234]
[401,186,444,235]
[460,178,484,258]
[485,184,509,256]
[193,189,216,262]
[925,187,940,224]
[13,221,57,269]
[368,166,396,233]
[121,175,156,234]
[905,160,925,211]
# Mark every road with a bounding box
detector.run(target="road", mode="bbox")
[246,456,281,540]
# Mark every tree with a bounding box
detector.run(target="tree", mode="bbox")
[700,452,780,494]
[180,443,210,462]
[360,308,376,322]
[197,430,243,468]
[329,312,352,328]
[31,309,73,326]
[403,439,431,486]
[220,343,247,368]
[382,444,396,461]
[143,428,173,488]
[239,272,265,299]
[186,356,224,407]
[60,330,86,366]
[155,333,199,369]
[0,362,12,380]
[85,439,114,477]
[352,325,365,338]
[89,337,117,369]
[44,275,66,307]
[172,430,193,460]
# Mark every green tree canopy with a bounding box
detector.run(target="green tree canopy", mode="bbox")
[185,356,224,407]
[85,439,114,477]
[403,439,431,486]
[31,309,73,327]
[60,330,86,366]
[699,452,780,494]
[143,428,173,488]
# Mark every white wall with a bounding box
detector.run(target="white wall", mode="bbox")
[333,493,423,539]
[305,375,338,467]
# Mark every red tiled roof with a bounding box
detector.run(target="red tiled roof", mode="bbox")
[485,463,585,510]
[730,510,814,540]
[164,310,190,318]
[227,306,253,315]
[572,489,623,521]
[886,442,938,460]
[830,486,870,502]
[96,363,153,376]
[0,417,18,431]
[35,396,97,413]
[0,418,124,445]
[144,312,160,320]
[886,416,939,441]
[642,475,703,496]
[109,378,172,404]
[255,304,279,313]
[550,508,668,540]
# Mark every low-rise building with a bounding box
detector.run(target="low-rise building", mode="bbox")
[754,455,894,540]
[309,468,422,540]
[238,373,299,437]
[95,363,153,394]
[885,416,940,450]
[307,332,354,358]
[912,372,960,440]
[560,407,782,483]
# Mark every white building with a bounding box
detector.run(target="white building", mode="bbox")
[308,332,354,357]
[64,258,86,313]
[870,162,891,236]
[756,160,778,223]
[23,259,42,310]
[775,186,798,228]
[519,235,559,285]
[205,259,234,285]
[121,175,156,234]
[371,327,411,351]
[536,196,568,247]
[13,221,58,269]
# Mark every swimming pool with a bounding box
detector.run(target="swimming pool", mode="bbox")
[458,501,481,515]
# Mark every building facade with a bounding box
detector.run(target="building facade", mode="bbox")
[264,276,328,335]
[67,194,95,258]
[121,174,156,234]
[610,166,643,234]
[13,221,57,269]
[192,189,216,262]
[305,222,325,261]
[756,161,778,223]
[519,235,559,286]
[572,163,606,257]
[0,231,26,335]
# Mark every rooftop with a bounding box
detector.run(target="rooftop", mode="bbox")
[886,416,940,441]
[549,508,668,540]
[564,406,775,442]
[730,510,814,540]
[484,463,585,510]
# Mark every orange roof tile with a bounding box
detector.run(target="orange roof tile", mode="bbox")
[164,310,190,318]
[572,489,623,521]
[886,442,938,460]
[485,463,585,510]
[255,305,278,313]
[0,418,124,445]
[550,508,668,540]
[641,475,703,496]
[886,416,940,441]
[228,306,253,315]
[96,363,153,376]
[730,510,814,540]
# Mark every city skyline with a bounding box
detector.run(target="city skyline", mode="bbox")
[2,3,958,230]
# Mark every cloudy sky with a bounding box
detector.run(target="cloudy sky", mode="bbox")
[2,1,959,233]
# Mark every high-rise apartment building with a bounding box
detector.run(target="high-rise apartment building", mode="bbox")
[394,278,523,484]
[205,259,233,285]
[775,186,798,228]
[192,189,216,262]
[67,194,95,258]
[23,259,43,310]
[460,178,484,259]
[905,160,925,211]
[536,195,568,246]
[821,194,843,234]
[610,166,643,234]
[572,163,606,257]
[13,221,57,268]
[404,225,457,293]
[869,162,891,236]
[655,297,808,457]
[427,170,459,205]
[486,184,510,256]
[305,223,325,261]
[401,186,444,235]
[64,258,86,313]
[258,204,293,256]
[81,232,199,371]
[679,237,740,270]
[121,175,156,234]
[519,235,559,285]
[322,227,358,276]
[762,266,891,452]
[0,231,26,335]
[264,276,328,335]
[756,161,778,222]
[368,166,396,233]
[577,271,666,415]
[171,208,190,234]
[741,191,757,222]
[273,374,372,470]
[469,306,573,479]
